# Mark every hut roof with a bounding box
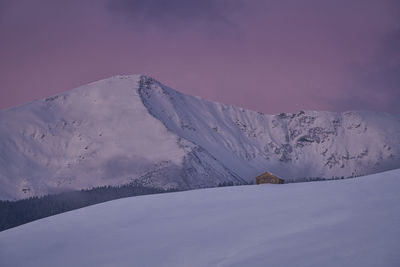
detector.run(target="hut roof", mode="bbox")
[256,171,282,179]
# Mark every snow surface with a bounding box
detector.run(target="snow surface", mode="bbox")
[0,169,399,267]
[1,75,400,199]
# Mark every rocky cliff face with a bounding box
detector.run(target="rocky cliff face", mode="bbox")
[0,75,399,199]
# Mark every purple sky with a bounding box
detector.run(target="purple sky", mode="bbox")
[0,0,399,114]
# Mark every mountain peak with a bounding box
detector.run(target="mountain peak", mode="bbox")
[0,75,400,200]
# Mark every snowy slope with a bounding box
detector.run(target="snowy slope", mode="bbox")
[139,76,400,181]
[0,75,242,200]
[0,169,399,267]
[1,75,400,199]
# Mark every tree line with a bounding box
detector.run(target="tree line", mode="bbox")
[0,183,177,232]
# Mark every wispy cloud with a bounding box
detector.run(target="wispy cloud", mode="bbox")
[328,28,400,113]
[107,0,243,34]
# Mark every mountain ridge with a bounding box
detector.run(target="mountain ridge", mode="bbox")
[1,74,399,200]
[136,75,400,179]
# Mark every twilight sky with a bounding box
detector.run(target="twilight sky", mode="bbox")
[0,0,399,114]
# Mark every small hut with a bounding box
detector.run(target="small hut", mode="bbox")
[256,171,284,184]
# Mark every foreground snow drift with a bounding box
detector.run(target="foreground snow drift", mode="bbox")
[1,169,399,267]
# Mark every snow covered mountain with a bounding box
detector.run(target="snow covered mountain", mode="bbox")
[1,169,399,267]
[1,75,400,200]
